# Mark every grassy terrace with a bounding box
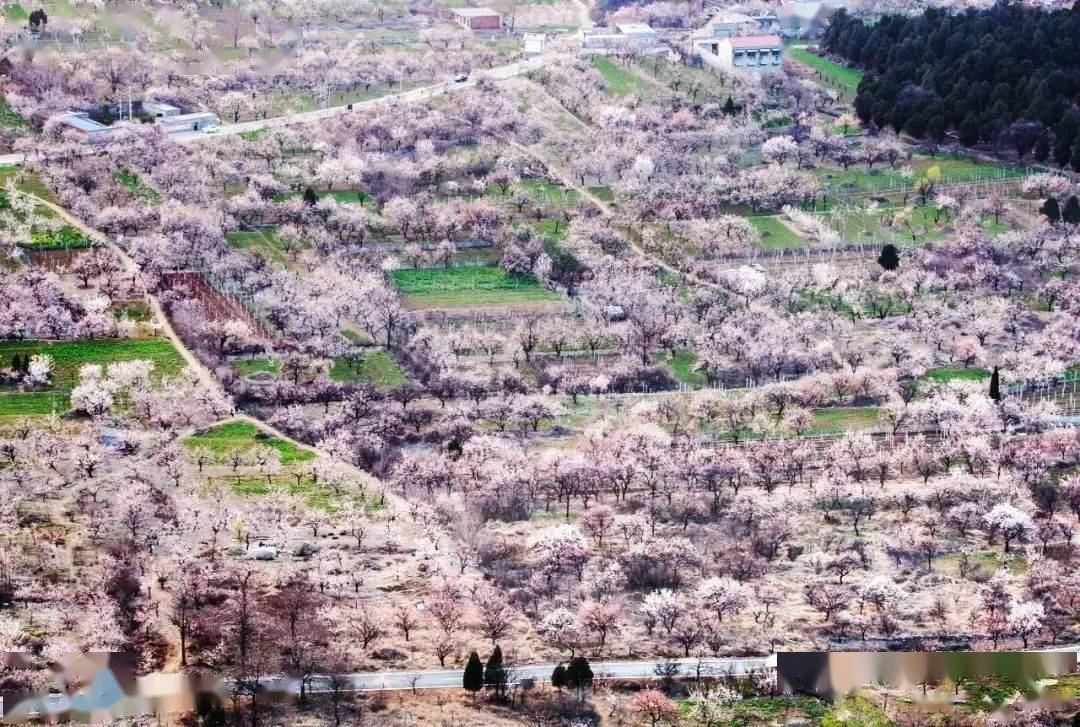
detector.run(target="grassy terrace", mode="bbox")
[593,56,654,97]
[185,420,315,467]
[0,165,60,205]
[921,366,991,385]
[0,339,185,388]
[0,339,186,417]
[392,266,559,308]
[273,188,370,205]
[232,349,405,388]
[815,154,1027,198]
[225,473,376,513]
[747,215,807,249]
[227,227,288,264]
[115,169,161,203]
[661,350,708,388]
[788,47,863,92]
[806,406,881,435]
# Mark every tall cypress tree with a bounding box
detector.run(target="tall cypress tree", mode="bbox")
[463,651,484,700]
[302,186,319,206]
[550,663,567,690]
[484,645,507,699]
[989,366,1000,402]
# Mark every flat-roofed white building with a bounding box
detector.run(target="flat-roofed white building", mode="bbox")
[47,112,121,142]
[451,6,502,30]
[582,22,666,55]
[523,33,547,56]
[156,111,220,135]
[615,22,656,41]
[697,34,783,73]
[142,101,181,119]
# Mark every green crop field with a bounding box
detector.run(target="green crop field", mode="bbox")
[593,56,654,97]
[5,4,28,20]
[227,227,287,264]
[0,391,69,418]
[0,339,186,417]
[816,154,1026,196]
[185,420,315,466]
[662,350,708,387]
[488,177,581,208]
[392,266,559,308]
[115,169,161,203]
[0,166,60,205]
[921,366,991,385]
[233,349,405,388]
[788,48,863,91]
[747,215,807,249]
[806,406,881,435]
[273,188,370,205]
[330,349,405,387]
[0,339,186,388]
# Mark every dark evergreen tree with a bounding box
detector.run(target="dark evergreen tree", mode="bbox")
[565,656,594,692]
[484,645,508,699]
[989,366,1000,402]
[302,186,319,206]
[878,243,900,271]
[28,8,47,29]
[551,663,567,690]
[1063,195,1080,225]
[723,97,736,115]
[463,651,484,699]
[1040,197,1061,224]
[822,5,1080,158]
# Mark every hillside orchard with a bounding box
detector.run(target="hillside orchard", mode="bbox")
[0,0,1078,725]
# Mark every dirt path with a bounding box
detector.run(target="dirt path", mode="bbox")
[33,197,230,404]
[34,191,469,581]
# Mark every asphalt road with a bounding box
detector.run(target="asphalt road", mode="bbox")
[0,57,543,168]
[278,657,768,695]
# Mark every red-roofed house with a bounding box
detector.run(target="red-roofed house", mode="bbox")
[694,33,783,73]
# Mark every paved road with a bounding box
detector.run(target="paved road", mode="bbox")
[0,57,544,167]
[267,657,768,695]
[167,57,542,143]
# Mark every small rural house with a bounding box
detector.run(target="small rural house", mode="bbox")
[582,22,666,55]
[696,34,783,73]
[47,112,121,142]
[142,101,181,119]
[451,7,502,30]
[523,33,547,56]
[156,112,220,135]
